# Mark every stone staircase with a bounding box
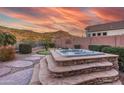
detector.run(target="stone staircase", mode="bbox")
[30,50,122,85]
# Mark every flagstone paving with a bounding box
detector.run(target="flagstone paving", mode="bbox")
[0,67,11,77]
[31,54,45,57]
[0,52,124,85]
[24,56,44,63]
[0,68,33,85]
[0,53,44,85]
[1,60,33,68]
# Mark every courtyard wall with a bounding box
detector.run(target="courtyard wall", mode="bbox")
[53,34,124,49]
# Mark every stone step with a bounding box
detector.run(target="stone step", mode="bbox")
[102,80,122,85]
[39,59,119,85]
[29,64,41,85]
[46,55,113,78]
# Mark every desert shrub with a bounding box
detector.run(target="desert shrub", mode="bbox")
[0,46,15,61]
[102,47,124,71]
[0,32,16,46]
[89,45,110,52]
[19,44,32,54]
[49,43,55,48]
[42,42,49,51]
[0,32,16,61]
[42,41,55,50]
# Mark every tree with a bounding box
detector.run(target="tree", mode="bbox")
[42,35,51,51]
[42,39,49,51]
[0,32,16,46]
[0,32,17,61]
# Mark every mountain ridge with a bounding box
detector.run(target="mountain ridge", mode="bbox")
[0,25,79,42]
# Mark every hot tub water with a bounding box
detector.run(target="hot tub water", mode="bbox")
[56,49,104,57]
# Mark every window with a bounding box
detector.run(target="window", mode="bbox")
[97,33,101,36]
[92,33,96,36]
[103,32,107,36]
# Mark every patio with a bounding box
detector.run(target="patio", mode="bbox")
[0,50,44,85]
[0,48,124,85]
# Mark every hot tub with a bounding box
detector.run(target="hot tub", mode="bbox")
[56,49,105,57]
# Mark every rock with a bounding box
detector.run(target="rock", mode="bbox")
[0,68,33,85]
[2,60,33,68]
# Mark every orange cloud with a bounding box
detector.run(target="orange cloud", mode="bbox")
[0,8,90,36]
[0,7,124,36]
[91,8,124,22]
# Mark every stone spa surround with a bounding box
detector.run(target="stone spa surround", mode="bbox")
[30,49,122,85]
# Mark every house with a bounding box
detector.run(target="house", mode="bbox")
[85,21,124,37]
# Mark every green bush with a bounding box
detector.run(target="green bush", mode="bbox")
[37,50,50,55]
[49,43,55,48]
[0,32,16,61]
[102,47,124,71]
[0,32,16,46]
[89,45,110,52]
[19,44,32,54]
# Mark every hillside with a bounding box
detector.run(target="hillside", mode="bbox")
[0,25,78,42]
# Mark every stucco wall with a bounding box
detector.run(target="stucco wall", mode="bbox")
[53,34,124,49]
[90,36,116,46]
[107,29,124,36]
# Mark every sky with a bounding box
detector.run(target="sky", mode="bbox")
[0,7,124,36]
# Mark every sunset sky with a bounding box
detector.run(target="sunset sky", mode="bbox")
[0,7,124,36]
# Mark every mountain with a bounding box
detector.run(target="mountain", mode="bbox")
[0,25,79,42]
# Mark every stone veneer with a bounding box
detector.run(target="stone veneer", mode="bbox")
[37,49,121,85]
[39,59,120,85]
[46,55,114,78]
[50,50,119,67]
[50,66,113,78]
[78,76,119,85]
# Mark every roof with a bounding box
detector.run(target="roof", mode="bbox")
[85,21,124,32]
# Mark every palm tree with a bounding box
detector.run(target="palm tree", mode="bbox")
[0,32,16,46]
